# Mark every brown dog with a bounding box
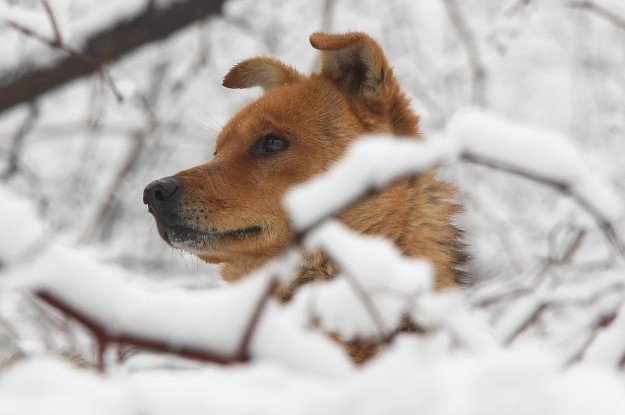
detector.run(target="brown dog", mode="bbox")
[144,32,466,300]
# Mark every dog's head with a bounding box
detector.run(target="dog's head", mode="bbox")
[143,32,419,280]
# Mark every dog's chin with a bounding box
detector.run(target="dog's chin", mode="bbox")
[159,224,262,251]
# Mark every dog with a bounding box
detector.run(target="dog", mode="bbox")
[144,31,466,302]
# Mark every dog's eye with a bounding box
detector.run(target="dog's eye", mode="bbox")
[251,134,289,156]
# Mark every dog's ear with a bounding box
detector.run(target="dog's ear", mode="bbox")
[310,32,394,100]
[222,56,303,90]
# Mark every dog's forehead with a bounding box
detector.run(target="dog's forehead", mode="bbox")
[215,78,338,148]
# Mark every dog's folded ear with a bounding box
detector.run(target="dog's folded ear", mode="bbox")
[223,56,303,90]
[310,32,394,101]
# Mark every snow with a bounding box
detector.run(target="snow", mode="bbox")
[448,109,625,223]
[412,291,497,351]
[3,243,351,374]
[2,0,625,412]
[305,221,433,293]
[20,247,272,354]
[285,110,623,235]
[0,4,51,36]
[288,221,432,339]
[495,290,547,343]
[3,342,625,415]
[0,185,45,265]
[284,137,459,231]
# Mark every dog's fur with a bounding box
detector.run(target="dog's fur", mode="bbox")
[146,32,466,302]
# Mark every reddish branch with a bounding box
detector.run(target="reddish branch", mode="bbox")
[35,279,277,371]
[0,0,226,114]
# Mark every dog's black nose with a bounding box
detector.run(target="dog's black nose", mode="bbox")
[143,177,181,208]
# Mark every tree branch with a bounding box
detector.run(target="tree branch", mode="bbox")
[35,278,277,371]
[569,1,625,31]
[40,0,63,45]
[442,0,488,106]
[462,152,624,258]
[1,103,40,181]
[0,0,226,114]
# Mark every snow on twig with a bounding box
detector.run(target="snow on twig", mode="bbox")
[29,254,277,370]
[285,109,624,257]
[292,221,432,341]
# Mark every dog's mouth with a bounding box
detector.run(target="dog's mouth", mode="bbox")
[160,223,262,250]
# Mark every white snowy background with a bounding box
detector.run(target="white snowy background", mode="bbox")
[1,0,625,413]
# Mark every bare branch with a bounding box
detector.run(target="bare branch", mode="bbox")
[294,148,623,260]
[462,152,624,258]
[4,19,123,102]
[565,310,618,366]
[0,0,227,114]
[40,0,63,45]
[232,279,278,360]
[321,0,338,32]
[503,302,548,345]
[341,271,390,341]
[78,122,157,243]
[569,1,625,31]
[1,103,40,181]
[442,0,488,106]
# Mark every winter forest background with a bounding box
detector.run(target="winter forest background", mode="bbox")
[1,0,625,413]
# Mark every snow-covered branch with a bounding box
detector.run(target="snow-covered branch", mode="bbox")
[35,275,277,370]
[285,110,624,256]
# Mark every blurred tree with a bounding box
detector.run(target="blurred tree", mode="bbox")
[0,0,226,114]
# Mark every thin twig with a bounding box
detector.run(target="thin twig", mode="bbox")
[1,103,40,181]
[569,1,625,31]
[0,0,227,114]
[78,122,157,243]
[503,302,548,345]
[321,0,338,32]
[462,152,624,258]
[442,0,488,106]
[565,310,618,366]
[232,279,278,360]
[40,0,63,45]
[342,271,390,341]
[5,19,123,102]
